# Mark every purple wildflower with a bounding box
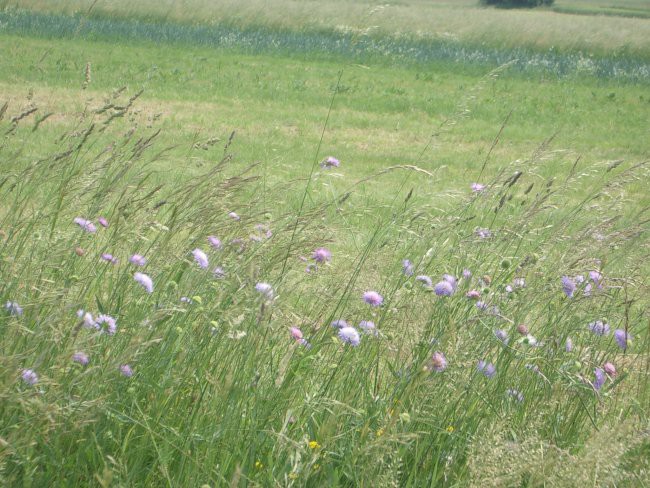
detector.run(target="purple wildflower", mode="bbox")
[298,338,312,349]
[98,217,109,228]
[588,320,610,336]
[462,268,472,279]
[443,274,457,290]
[561,276,576,298]
[81,312,95,328]
[331,319,348,329]
[362,291,383,307]
[494,329,509,344]
[290,327,303,340]
[320,156,340,169]
[471,183,486,192]
[603,362,616,376]
[129,254,147,266]
[74,217,97,233]
[21,369,38,386]
[5,301,23,316]
[359,320,378,336]
[180,296,193,304]
[593,368,606,390]
[514,278,525,288]
[416,275,433,287]
[466,290,481,300]
[228,211,240,221]
[506,389,524,402]
[565,337,573,352]
[434,281,454,296]
[72,352,89,366]
[213,266,226,279]
[338,327,360,346]
[192,248,209,269]
[101,253,118,264]
[475,228,492,239]
[255,282,274,300]
[429,352,447,372]
[614,329,631,350]
[402,259,414,276]
[505,285,513,293]
[120,364,133,377]
[208,236,222,249]
[312,247,331,263]
[95,314,117,335]
[589,270,603,285]
[134,272,154,293]
[477,360,496,378]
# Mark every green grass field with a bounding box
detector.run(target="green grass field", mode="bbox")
[1,1,649,486]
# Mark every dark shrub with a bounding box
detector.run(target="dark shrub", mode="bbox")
[481,0,554,7]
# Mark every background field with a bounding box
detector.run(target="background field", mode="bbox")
[1,1,649,486]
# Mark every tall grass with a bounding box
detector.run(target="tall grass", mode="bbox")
[5,0,650,54]
[1,82,648,486]
[0,9,649,81]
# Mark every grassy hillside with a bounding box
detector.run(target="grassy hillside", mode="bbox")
[3,0,650,55]
[0,1,649,486]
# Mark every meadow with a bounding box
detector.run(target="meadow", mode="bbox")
[1,1,649,486]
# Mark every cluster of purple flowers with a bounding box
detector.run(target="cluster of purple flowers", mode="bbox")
[588,320,610,336]
[477,360,496,378]
[72,352,90,366]
[255,282,274,300]
[363,291,383,307]
[14,188,631,421]
[428,352,447,372]
[21,369,38,386]
[402,259,414,276]
[5,301,23,316]
[79,310,118,335]
[320,156,340,169]
[192,248,209,269]
[134,272,154,293]
[562,271,604,298]
[338,327,360,346]
[614,329,632,350]
[101,253,118,264]
[471,183,486,193]
[73,217,97,233]
[506,389,524,403]
[129,254,147,266]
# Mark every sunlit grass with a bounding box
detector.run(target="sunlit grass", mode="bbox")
[3,0,650,55]
[1,2,649,486]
